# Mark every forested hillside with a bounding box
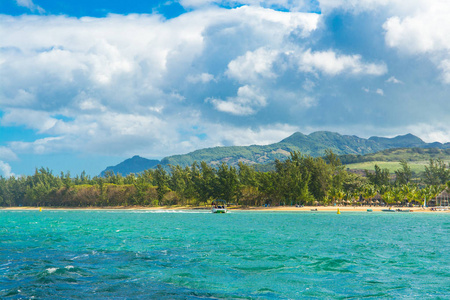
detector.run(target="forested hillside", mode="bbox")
[102,131,445,176]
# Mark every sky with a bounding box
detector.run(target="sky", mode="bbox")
[1,0,450,177]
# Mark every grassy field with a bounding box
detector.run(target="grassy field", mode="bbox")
[344,161,431,174]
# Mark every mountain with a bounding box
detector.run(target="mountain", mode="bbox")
[161,131,389,168]
[100,131,448,176]
[368,133,426,148]
[100,155,160,176]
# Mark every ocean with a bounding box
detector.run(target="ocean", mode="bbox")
[1,210,449,299]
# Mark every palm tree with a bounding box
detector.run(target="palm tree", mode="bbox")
[362,184,376,206]
[383,191,395,207]
[336,189,346,206]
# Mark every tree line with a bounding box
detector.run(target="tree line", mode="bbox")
[1,151,449,208]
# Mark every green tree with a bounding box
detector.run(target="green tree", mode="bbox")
[395,159,412,186]
[216,163,239,203]
[366,165,390,188]
[154,165,169,205]
[423,158,450,185]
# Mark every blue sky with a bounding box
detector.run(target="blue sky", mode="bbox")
[1,0,450,177]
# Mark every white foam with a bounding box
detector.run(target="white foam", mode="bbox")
[46,267,58,274]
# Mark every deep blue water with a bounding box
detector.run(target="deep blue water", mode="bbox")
[1,210,449,299]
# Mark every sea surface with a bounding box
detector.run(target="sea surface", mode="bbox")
[1,210,449,299]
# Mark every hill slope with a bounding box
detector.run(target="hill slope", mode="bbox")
[160,131,421,168]
[100,155,160,176]
[100,131,450,176]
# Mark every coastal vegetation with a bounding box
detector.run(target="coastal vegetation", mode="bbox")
[1,151,450,208]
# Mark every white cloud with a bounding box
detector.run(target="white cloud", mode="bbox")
[0,7,320,157]
[0,6,318,108]
[382,1,450,83]
[298,49,387,76]
[16,0,45,13]
[1,109,58,133]
[213,123,300,146]
[386,76,402,84]
[315,1,450,84]
[439,59,450,84]
[186,73,215,83]
[208,85,266,115]
[11,137,64,155]
[180,0,318,14]
[362,87,384,95]
[0,147,18,161]
[318,0,428,15]
[226,48,280,83]
[301,96,317,107]
[405,123,450,143]
[0,161,14,178]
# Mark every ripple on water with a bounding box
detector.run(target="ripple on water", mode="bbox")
[1,211,450,298]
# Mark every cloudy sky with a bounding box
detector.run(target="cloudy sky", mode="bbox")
[1,0,450,176]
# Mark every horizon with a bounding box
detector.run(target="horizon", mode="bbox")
[2,0,450,177]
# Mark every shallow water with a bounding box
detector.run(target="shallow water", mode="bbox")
[1,210,449,299]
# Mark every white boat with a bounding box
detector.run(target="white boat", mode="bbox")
[435,206,449,211]
[211,200,227,213]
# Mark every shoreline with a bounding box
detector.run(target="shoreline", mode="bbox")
[1,205,449,213]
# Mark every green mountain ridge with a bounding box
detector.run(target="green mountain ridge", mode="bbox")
[101,155,160,176]
[100,131,450,176]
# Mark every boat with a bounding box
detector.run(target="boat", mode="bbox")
[310,208,318,211]
[367,209,373,212]
[434,206,449,211]
[381,209,396,212]
[211,199,227,213]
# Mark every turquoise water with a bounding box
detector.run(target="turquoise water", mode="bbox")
[1,210,449,299]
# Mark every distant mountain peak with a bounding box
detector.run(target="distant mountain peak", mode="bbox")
[99,131,448,176]
[100,155,160,176]
[369,133,425,148]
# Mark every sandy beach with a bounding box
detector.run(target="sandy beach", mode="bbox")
[1,205,449,213]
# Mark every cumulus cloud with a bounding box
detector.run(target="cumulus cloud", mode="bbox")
[376,88,384,96]
[298,49,387,76]
[212,122,300,146]
[318,0,427,15]
[0,1,423,169]
[226,48,280,83]
[1,109,58,133]
[382,1,450,83]
[0,161,14,178]
[314,0,450,84]
[0,7,320,155]
[208,85,266,115]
